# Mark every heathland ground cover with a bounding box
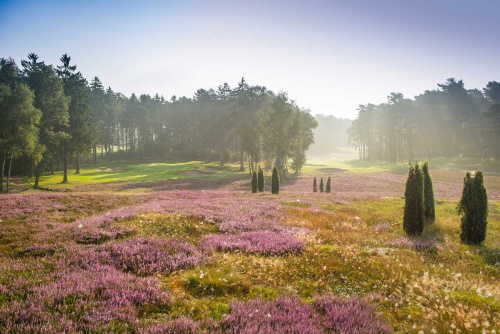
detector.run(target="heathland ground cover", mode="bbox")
[0,155,499,333]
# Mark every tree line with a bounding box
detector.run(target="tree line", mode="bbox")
[347,79,500,162]
[0,54,318,192]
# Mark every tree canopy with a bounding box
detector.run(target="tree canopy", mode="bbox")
[1,54,318,190]
[348,79,500,161]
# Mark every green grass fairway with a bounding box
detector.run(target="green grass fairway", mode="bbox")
[24,160,242,190]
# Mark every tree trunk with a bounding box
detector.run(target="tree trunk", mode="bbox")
[62,149,68,183]
[34,161,43,189]
[29,159,33,178]
[93,144,97,164]
[6,158,12,193]
[235,134,238,159]
[239,148,244,172]
[75,152,80,174]
[0,149,6,192]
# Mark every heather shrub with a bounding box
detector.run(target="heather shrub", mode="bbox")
[199,231,305,255]
[251,171,258,193]
[107,237,203,276]
[209,295,391,334]
[17,243,58,258]
[271,166,279,194]
[403,163,424,236]
[313,177,318,192]
[258,166,264,192]
[325,177,331,193]
[422,162,435,223]
[458,171,488,245]
[216,297,323,334]
[136,317,200,334]
[315,295,392,334]
[73,227,112,244]
[0,265,170,333]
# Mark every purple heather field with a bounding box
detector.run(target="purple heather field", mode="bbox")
[1,171,498,332]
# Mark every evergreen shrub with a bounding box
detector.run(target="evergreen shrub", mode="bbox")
[458,171,488,245]
[403,163,424,236]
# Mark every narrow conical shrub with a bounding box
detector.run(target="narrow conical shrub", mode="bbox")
[403,162,424,236]
[313,177,317,192]
[251,171,258,193]
[271,166,280,194]
[458,171,488,245]
[258,166,264,192]
[422,162,435,223]
[325,177,331,193]
[319,178,324,193]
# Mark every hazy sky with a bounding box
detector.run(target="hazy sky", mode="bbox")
[1,0,498,119]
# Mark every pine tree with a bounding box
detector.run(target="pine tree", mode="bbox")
[422,162,435,223]
[271,166,280,194]
[403,163,424,236]
[326,177,331,193]
[458,171,488,245]
[258,166,264,192]
[251,171,258,193]
[22,54,70,188]
[319,177,324,193]
[313,177,317,192]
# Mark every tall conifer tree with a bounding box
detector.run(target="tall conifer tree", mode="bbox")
[251,171,258,193]
[458,171,488,244]
[22,53,70,188]
[403,162,424,236]
[271,166,280,194]
[257,165,264,192]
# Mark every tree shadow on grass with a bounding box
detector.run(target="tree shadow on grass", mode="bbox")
[476,246,500,266]
[112,175,247,192]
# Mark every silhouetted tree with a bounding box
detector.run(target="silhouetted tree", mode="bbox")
[251,171,257,193]
[458,171,488,245]
[326,177,331,193]
[313,177,317,192]
[319,177,324,193]
[257,165,264,192]
[271,166,279,194]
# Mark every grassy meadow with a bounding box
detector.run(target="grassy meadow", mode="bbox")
[0,150,499,333]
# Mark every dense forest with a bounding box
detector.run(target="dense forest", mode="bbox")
[347,79,500,162]
[0,54,318,191]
